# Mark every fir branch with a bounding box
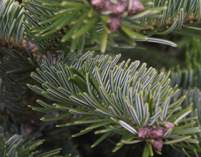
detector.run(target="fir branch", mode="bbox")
[29,52,200,155]
[23,0,201,53]
[0,0,25,50]
[141,0,201,34]
[168,37,201,156]
[168,88,201,156]
[0,134,62,157]
[23,0,173,53]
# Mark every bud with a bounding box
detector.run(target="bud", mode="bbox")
[107,16,121,33]
[91,0,145,34]
[138,126,151,139]
[105,1,127,15]
[23,40,46,60]
[23,40,37,52]
[128,0,144,15]
[91,0,106,10]
[151,139,163,152]
[150,127,164,139]
[162,121,174,130]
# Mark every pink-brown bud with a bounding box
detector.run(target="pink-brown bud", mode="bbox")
[107,16,121,33]
[23,40,46,61]
[150,127,164,139]
[91,0,106,10]
[128,0,144,14]
[162,121,174,130]
[138,126,151,139]
[151,139,163,152]
[23,40,37,52]
[91,0,144,15]
[105,1,127,15]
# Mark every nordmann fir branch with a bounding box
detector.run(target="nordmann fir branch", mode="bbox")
[140,0,201,34]
[28,52,201,156]
[90,0,144,33]
[3,0,201,53]
[23,0,201,53]
[0,0,25,50]
[141,12,201,34]
[23,0,172,53]
[0,134,62,157]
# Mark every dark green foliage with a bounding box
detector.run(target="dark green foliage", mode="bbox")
[0,46,36,120]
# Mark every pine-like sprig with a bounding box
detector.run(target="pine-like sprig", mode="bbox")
[145,0,201,34]
[23,0,177,53]
[28,52,200,156]
[23,0,201,53]
[0,0,25,49]
[0,134,62,157]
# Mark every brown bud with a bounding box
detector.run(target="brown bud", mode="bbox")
[23,40,37,52]
[150,127,164,139]
[91,0,106,10]
[151,139,163,152]
[128,0,144,14]
[105,1,127,15]
[162,121,174,130]
[107,16,121,33]
[138,126,152,139]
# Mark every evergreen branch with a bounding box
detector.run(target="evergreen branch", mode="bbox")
[0,134,62,157]
[142,0,201,35]
[168,88,201,156]
[1,0,201,53]
[169,37,201,155]
[0,0,25,49]
[29,52,200,155]
[23,0,201,53]
[22,0,172,53]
